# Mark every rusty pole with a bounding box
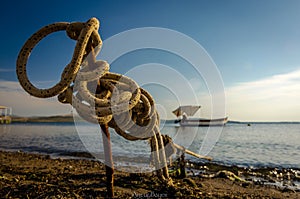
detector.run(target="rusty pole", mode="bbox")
[100,124,114,198]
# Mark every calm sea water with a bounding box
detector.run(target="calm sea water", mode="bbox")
[0,122,299,169]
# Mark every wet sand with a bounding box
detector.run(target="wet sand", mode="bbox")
[0,151,299,198]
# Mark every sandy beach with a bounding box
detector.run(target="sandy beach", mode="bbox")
[0,151,299,199]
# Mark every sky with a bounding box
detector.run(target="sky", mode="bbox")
[0,0,300,121]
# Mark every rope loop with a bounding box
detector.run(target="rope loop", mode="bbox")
[16,18,101,98]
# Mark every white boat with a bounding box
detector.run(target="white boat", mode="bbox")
[173,105,228,127]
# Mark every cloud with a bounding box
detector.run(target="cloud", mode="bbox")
[0,81,23,92]
[226,69,300,121]
[0,68,15,72]
[0,80,72,116]
[3,68,299,121]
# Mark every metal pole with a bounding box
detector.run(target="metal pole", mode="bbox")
[100,124,114,198]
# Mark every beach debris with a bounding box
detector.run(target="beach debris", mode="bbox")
[0,175,9,181]
[16,17,173,197]
[169,151,187,179]
[183,178,197,187]
[214,170,246,182]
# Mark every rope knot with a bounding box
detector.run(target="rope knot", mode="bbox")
[16,17,172,183]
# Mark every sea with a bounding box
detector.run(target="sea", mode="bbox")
[0,121,299,170]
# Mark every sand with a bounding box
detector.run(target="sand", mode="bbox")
[0,151,299,198]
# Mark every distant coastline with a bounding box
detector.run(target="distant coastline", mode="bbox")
[10,115,300,124]
[11,115,76,123]
[226,120,300,124]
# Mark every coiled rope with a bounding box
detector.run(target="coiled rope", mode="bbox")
[16,18,172,184]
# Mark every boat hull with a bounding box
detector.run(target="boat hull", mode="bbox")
[177,117,228,127]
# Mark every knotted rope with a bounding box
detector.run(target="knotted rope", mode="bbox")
[16,18,172,184]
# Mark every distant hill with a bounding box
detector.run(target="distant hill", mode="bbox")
[12,115,76,123]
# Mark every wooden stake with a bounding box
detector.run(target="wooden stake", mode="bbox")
[100,124,114,198]
[93,47,114,198]
[179,152,186,178]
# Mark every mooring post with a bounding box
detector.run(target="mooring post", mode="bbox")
[100,124,114,198]
[180,151,186,178]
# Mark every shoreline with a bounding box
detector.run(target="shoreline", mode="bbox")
[2,147,300,170]
[1,150,299,198]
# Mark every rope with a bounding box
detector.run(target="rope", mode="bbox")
[16,18,172,183]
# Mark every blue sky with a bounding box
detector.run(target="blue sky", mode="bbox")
[1,0,300,121]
